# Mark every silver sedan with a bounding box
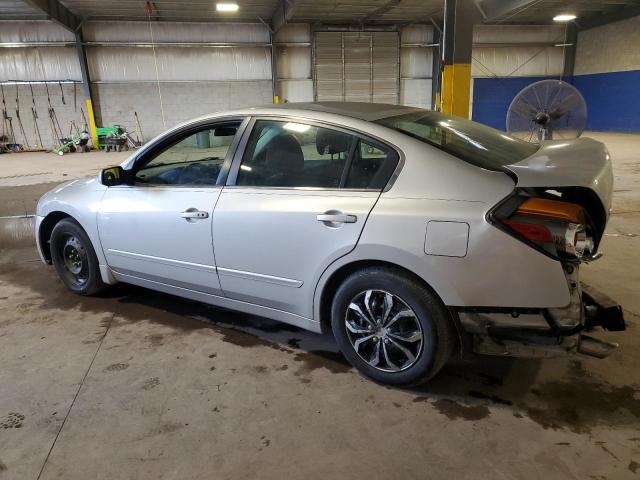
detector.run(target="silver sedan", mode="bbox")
[35,102,625,386]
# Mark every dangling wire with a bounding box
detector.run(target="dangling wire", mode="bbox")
[146,2,167,129]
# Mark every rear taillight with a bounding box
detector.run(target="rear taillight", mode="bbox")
[493,196,595,261]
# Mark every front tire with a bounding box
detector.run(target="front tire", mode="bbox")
[50,218,106,295]
[331,267,455,386]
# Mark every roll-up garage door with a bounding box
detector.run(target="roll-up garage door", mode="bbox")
[314,31,399,104]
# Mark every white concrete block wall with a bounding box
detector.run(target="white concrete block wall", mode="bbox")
[94,81,273,139]
[574,16,640,75]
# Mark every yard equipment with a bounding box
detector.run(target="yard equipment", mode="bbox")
[97,125,135,152]
[52,129,91,156]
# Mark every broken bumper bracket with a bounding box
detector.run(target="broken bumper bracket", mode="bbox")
[582,283,626,331]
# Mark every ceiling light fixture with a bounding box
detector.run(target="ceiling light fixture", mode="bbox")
[216,2,239,12]
[553,13,577,22]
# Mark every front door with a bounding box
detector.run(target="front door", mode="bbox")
[98,120,244,295]
[212,118,400,318]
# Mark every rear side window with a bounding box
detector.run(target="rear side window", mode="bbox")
[345,139,399,189]
[374,111,538,171]
[236,120,355,188]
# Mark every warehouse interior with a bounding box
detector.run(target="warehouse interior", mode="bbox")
[1,0,639,478]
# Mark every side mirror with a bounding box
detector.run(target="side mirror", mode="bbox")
[100,166,125,186]
[213,126,237,137]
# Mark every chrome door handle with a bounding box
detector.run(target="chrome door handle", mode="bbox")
[181,209,209,220]
[316,212,357,224]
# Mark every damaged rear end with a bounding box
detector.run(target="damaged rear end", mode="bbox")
[459,137,626,359]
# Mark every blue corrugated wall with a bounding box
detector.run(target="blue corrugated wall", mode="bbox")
[472,70,640,132]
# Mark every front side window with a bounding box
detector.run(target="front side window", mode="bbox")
[236,120,355,188]
[136,122,240,186]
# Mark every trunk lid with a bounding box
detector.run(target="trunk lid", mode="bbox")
[504,137,613,217]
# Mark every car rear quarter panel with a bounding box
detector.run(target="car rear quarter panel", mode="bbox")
[314,138,571,318]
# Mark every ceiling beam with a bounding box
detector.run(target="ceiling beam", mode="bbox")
[21,0,80,32]
[474,0,537,22]
[361,0,401,22]
[271,0,299,34]
[578,5,640,31]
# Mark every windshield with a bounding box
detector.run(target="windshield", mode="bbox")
[374,111,538,171]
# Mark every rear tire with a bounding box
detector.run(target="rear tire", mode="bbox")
[50,218,106,296]
[331,267,455,386]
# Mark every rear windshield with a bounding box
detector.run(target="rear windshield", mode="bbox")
[374,111,538,171]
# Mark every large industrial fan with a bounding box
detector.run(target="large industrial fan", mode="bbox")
[506,79,587,143]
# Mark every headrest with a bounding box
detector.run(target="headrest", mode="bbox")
[316,129,352,155]
[265,134,304,173]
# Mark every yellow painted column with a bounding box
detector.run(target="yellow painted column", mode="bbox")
[440,0,481,118]
[85,98,99,147]
[441,63,472,118]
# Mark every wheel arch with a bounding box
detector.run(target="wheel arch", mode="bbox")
[38,211,72,263]
[315,259,465,354]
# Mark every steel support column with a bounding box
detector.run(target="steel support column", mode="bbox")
[270,32,279,104]
[562,24,578,80]
[431,25,442,110]
[75,31,99,147]
[441,0,481,118]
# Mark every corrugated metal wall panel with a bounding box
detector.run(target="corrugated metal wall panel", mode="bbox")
[0,48,80,81]
[83,21,270,44]
[472,46,564,77]
[87,46,271,82]
[0,21,75,43]
[474,25,565,44]
[401,25,434,45]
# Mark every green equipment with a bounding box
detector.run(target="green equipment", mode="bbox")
[52,129,91,156]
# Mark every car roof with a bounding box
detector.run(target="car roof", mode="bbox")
[249,102,424,122]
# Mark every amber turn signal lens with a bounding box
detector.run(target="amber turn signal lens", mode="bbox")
[516,198,585,225]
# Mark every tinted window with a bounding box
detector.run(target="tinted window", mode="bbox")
[346,139,399,189]
[136,123,240,186]
[374,112,538,171]
[236,120,355,188]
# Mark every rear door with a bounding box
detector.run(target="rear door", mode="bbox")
[211,117,399,318]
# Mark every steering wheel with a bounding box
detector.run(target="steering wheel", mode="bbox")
[179,162,212,185]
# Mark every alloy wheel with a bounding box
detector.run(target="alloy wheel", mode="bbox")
[345,289,424,372]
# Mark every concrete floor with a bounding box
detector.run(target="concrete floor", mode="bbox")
[0,135,638,479]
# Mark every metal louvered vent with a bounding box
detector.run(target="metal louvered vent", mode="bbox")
[314,31,399,104]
